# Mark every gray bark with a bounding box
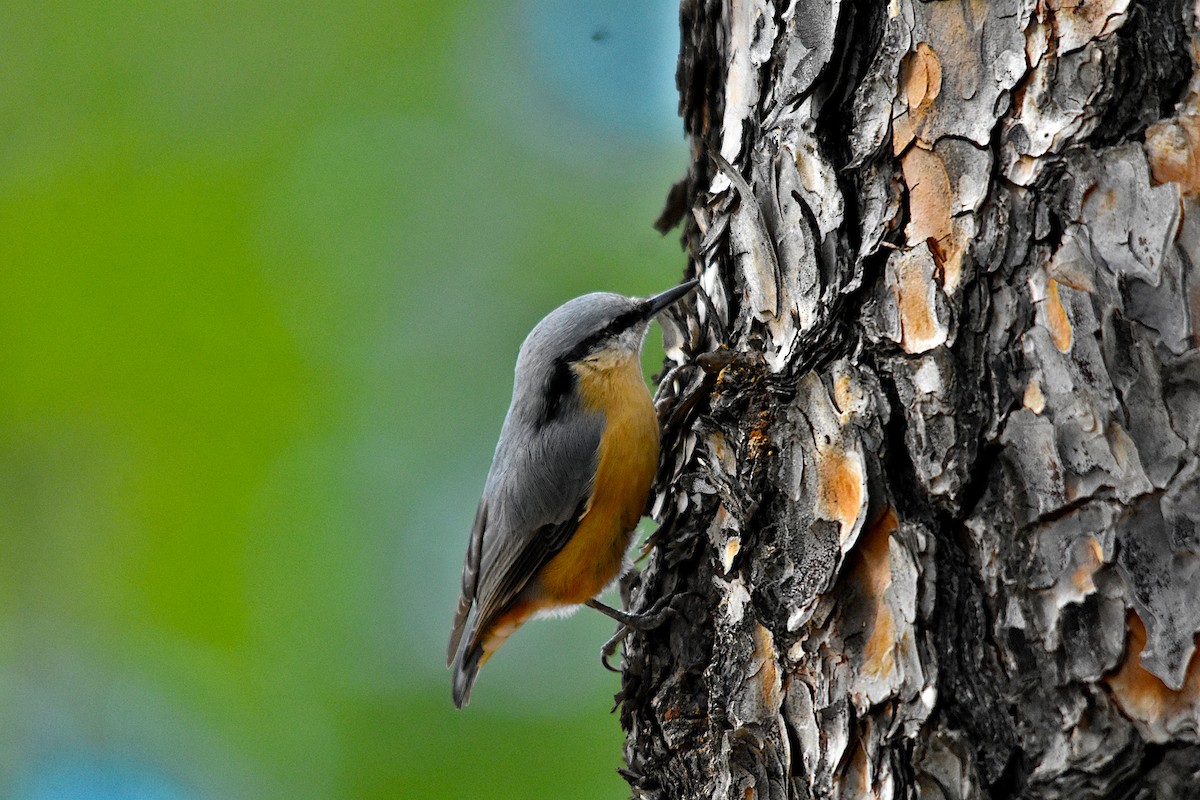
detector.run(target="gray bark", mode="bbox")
[620,1,1200,798]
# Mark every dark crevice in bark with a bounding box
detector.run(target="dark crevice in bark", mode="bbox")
[1120,745,1200,799]
[1117,741,1168,799]
[874,356,1022,793]
[889,741,918,800]
[814,2,885,174]
[872,355,931,524]
[815,1,888,267]
[947,304,991,510]
[985,748,1027,800]
[1042,208,1063,252]
[933,523,1022,792]
[1091,0,1191,147]
[960,236,1016,516]
[955,439,1004,522]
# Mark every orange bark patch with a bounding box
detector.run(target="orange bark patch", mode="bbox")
[894,42,943,153]
[1071,536,1104,594]
[904,43,943,109]
[854,508,897,595]
[722,535,742,573]
[816,447,865,546]
[1044,279,1074,352]
[865,609,898,679]
[1023,378,1046,414]
[752,623,783,711]
[844,508,899,678]
[901,148,951,247]
[901,147,965,292]
[1105,611,1200,739]
[890,245,949,354]
[833,373,855,416]
[897,252,939,351]
[1145,116,1200,197]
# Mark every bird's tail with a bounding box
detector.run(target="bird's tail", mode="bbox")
[451,638,483,709]
[447,592,473,667]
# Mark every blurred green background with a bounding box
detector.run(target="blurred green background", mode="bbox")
[0,2,685,797]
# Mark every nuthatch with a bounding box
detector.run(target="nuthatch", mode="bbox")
[447,279,698,707]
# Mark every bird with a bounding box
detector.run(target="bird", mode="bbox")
[447,279,698,708]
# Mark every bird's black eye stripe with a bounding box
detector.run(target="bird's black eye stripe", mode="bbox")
[562,306,646,364]
[540,360,574,425]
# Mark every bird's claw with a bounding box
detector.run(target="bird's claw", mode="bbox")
[600,627,630,672]
[592,593,688,672]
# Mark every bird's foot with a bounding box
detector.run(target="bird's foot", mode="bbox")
[587,594,682,672]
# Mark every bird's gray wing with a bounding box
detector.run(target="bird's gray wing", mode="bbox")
[449,405,604,661]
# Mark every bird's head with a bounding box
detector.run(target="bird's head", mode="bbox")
[511,279,698,422]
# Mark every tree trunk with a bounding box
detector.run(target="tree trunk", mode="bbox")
[620,1,1200,798]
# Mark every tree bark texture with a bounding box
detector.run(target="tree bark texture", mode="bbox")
[621,1,1200,798]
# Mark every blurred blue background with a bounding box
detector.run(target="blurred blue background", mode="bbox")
[0,1,685,797]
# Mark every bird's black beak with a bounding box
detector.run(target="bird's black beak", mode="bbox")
[642,278,699,319]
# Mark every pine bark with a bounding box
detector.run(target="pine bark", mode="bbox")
[620,2,1200,798]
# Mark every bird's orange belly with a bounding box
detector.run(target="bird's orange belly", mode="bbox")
[536,362,659,606]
